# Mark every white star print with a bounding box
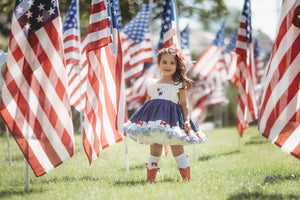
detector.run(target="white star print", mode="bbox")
[36,15,43,23]
[24,23,31,30]
[48,7,55,15]
[38,3,45,11]
[27,0,34,6]
[25,10,32,19]
[16,6,23,14]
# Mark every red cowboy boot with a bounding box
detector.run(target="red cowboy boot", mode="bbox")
[179,167,190,181]
[147,168,159,182]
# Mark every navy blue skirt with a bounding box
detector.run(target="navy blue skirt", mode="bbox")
[123,99,206,145]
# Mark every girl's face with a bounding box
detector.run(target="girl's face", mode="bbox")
[158,53,177,78]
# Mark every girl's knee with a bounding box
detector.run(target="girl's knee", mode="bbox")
[170,145,184,157]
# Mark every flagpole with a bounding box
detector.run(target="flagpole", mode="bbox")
[173,0,181,50]
[193,144,197,163]
[78,65,84,151]
[238,134,241,152]
[6,126,12,166]
[108,0,115,43]
[124,136,129,173]
[26,161,30,192]
[25,135,30,192]
[108,0,129,173]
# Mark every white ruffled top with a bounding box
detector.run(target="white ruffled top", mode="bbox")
[147,80,183,104]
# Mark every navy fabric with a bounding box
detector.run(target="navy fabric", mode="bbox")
[129,99,199,132]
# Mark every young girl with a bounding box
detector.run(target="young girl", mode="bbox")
[123,47,206,181]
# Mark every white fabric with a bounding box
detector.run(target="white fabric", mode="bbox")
[174,153,189,169]
[147,81,182,104]
[148,154,160,169]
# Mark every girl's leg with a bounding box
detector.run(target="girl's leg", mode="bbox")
[147,143,163,182]
[170,145,190,181]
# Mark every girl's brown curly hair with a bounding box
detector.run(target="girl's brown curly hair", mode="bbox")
[157,47,192,90]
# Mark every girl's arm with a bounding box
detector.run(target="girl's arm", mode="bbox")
[144,94,151,104]
[178,89,191,132]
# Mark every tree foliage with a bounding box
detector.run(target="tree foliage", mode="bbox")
[0,0,229,37]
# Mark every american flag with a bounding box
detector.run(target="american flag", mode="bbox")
[180,24,192,67]
[86,0,112,53]
[224,30,238,83]
[0,50,7,66]
[67,34,89,112]
[190,22,226,80]
[126,66,157,110]
[83,0,124,164]
[158,0,180,50]
[189,22,227,125]
[258,0,300,160]
[0,50,5,91]
[190,81,212,125]
[121,3,154,82]
[115,0,122,28]
[235,0,258,136]
[0,0,74,177]
[62,0,80,66]
[253,38,264,84]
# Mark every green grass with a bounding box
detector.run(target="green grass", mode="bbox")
[0,126,299,200]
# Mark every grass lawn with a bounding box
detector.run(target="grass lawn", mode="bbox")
[0,126,299,200]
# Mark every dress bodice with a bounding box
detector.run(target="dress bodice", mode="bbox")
[147,81,182,104]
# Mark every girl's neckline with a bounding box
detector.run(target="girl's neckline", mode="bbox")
[156,82,177,86]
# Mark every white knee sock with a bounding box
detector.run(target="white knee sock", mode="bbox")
[148,155,160,169]
[174,153,189,169]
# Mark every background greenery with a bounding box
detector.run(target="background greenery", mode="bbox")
[1,126,299,199]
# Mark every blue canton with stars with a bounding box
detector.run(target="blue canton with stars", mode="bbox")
[211,21,225,47]
[180,25,189,50]
[15,0,58,36]
[122,3,150,44]
[225,30,237,53]
[158,0,175,50]
[107,0,120,30]
[62,0,78,33]
[242,0,252,45]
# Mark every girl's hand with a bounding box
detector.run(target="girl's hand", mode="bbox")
[184,121,191,132]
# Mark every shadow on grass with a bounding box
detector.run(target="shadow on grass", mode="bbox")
[198,150,240,162]
[3,154,25,162]
[119,164,145,172]
[227,192,299,200]
[113,177,177,186]
[0,187,44,198]
[264,173,299,184]
[244,140,269,145]
[38,175,100,184]
[244,136,269,145]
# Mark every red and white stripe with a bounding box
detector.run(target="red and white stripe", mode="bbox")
[86,0,112,53]
[190,46,223,80]
[126,64,159,110]
[63,31,81,66]
[121,32,153,82]
[0,14,74,176]
[235,43,258,136]
[83,37,124,163]
[83,1,124,163]
[235,3,258,136]
[258,0,300,159]
[67,35,89,112]
[255,54,264,84]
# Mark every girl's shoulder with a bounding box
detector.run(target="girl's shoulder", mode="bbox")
[146,78,158,87]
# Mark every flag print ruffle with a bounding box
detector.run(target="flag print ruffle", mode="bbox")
[123,99,207,145]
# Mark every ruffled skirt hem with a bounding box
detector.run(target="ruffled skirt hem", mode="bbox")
[123,119,207,145]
